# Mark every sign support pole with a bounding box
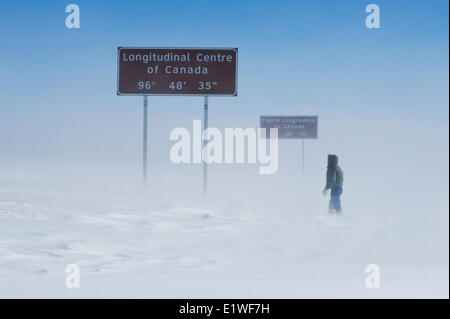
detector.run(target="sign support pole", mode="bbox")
[203,96,208,197]
[302,139,305,181]
[143,95,148,186]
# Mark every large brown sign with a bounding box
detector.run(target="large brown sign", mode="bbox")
[260,116,318,139]
[117,47,238,96]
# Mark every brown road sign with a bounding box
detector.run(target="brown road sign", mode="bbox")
[117,47,238,96]
[260,116,318,139]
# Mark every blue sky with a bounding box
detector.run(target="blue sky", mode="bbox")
[0,0,448,108]
[0,0,448,163]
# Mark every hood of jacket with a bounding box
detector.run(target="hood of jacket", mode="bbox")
[327,154,339,168]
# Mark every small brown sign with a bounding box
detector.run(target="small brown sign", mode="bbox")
[260,116,318,139]
[117,47,237,96]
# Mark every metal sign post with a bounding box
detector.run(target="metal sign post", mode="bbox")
[117,47,238,193]
[302,139,305,180]
[203,96,209,197]
[143,96,148,186]
[260,116,318,182]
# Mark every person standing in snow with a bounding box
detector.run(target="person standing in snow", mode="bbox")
[322,154,344,214]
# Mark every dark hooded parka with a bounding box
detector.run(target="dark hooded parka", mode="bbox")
[325,154,343,189]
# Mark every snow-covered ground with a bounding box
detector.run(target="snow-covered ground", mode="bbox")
[0,98,448,299]
[0,155,447,298]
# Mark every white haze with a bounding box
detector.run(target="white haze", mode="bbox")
[0,99,448,298]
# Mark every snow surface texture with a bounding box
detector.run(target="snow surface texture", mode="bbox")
[0,116,448,298]
[0,95,448,298]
